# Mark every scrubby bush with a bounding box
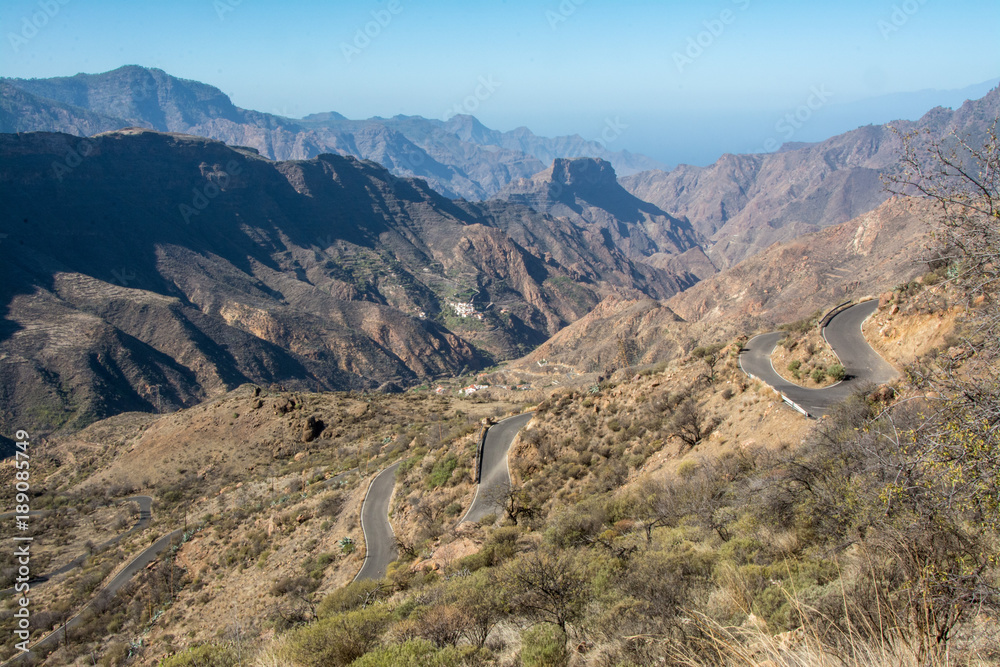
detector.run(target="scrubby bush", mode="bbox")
[426,455,458,489]
[160,643,239,667]
[350,639,486,667]
[318,579,390,617]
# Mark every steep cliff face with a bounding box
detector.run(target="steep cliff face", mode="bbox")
[497,158,710,281]
[0,130,675,434]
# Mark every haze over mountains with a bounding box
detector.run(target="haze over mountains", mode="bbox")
[5,66,995,271]
[622,86,1000,269]
[0,65,663,200]
[1,65,998,436]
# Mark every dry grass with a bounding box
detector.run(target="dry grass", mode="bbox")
[669,591,999,667]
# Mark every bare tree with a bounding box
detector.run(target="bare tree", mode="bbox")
[670,399,715,450]
[455,569,511,648]
[632,477,681,544]
[394,535,418,560]
[485,482,538,526]
[885,120,1000,304]
[508,548,588,633]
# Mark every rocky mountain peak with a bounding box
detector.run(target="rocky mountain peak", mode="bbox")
[443,114,499,144]
[548,157,618,190]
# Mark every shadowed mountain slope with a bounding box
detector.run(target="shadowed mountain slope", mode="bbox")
[0,130,679,435]
[498,157,714,283]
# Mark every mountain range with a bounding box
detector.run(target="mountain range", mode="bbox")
[0,65,663,200]
[621,85,1000,269]
[2,65,998,436]
[4,66,997,272]
[0,129,685,435]
[510,196,933,377]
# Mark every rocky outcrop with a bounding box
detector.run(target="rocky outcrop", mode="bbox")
[497,158,707,279]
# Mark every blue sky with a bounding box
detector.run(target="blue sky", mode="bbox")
[2,0,998,165]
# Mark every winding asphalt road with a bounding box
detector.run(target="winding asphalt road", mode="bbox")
[353,461,402,582]
[739,300,897,417]
[353,412,535,580]
[2,496,152,598]
[2,497,181,666]
[3,529,185,665]
[461,412,534,525]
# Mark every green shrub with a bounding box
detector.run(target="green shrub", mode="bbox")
[100,642,130,667]
[521,623,568,667]
[318,579,389,617]
[677,459,700,480]
[545,500,608,548]
[779,310,823,333]
[456,550,489,572]
[426,455,458,489]
[827,363,845,381]
[397,455,421,477]
[480,525,520,565]
[811,367,826,383]
[692,343,725,359]
[288,605,392,666]
[351,639,486,667]
[787,360,801,372]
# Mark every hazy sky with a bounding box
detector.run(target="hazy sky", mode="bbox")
[2,0,999,165]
